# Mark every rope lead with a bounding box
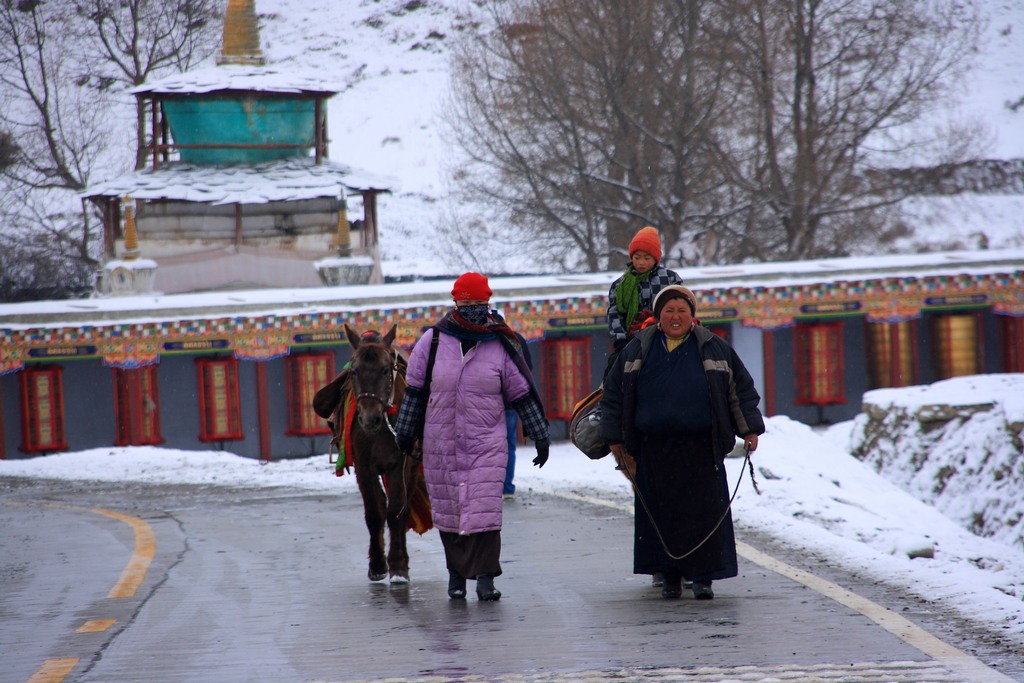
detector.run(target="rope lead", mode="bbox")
[620,446,758,561]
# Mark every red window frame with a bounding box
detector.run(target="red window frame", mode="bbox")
[999,315,1024,373]
[19,365,68,453]
[539,337,591,421]
[704,324,730,342]
[285,352,335,436]
[113,365,164,446]
[793,321,846,405]
[196,357,244,441]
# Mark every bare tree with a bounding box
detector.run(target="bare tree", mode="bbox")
[0,0,112,300]
[0,0,220,301]
[73,0,221,169]
[445,0,983,269]
[712,0,983,261]
[0,0,113,193]
[0,185,96,302]
[0,128,16,170]
[444,0,735,271]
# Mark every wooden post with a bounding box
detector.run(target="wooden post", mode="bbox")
[151,97,160,170]
[0,382,6,460]
[127,369,143,446]
[889,322,902,387]
[234,203,243,247]
[362,190,378,247]
[160,102,169,163]
[762,329,776,417]
[314,98,324,164]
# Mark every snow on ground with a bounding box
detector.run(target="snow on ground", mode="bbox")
[3,376,1022,647]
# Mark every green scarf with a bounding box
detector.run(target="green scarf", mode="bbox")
[615,266,653,332]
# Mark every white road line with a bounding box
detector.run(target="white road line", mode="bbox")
[550,489,1016,683]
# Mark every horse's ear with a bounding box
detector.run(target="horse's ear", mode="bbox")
[344,323,360,349]
[383,324,397,347]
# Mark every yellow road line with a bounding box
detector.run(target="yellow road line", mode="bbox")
[552,489,1016,683]
[76,619,117,633]
[89,507,155,599]
[8,503,156,683]
[26,659,78,683]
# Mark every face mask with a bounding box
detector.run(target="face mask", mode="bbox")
[457,304,491,326]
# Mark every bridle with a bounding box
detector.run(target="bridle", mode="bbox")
[350,335,413,517]
[350,342,401,432]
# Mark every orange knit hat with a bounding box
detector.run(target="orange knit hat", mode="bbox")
[451,272,492,301]
[628,226,662,262]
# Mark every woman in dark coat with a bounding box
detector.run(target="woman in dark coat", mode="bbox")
[600,285,765,600]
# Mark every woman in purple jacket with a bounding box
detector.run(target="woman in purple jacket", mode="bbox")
[394,272,550,601]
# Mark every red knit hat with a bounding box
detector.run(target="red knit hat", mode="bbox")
[451,272,492,301]
[628,226,662,262]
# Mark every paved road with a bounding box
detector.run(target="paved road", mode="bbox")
[1,476,1021,683]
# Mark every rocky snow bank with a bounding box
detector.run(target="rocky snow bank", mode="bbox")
[848,374,1024,550]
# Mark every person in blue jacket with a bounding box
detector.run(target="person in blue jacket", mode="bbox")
[600,285,764,600]
[502,330,532,499]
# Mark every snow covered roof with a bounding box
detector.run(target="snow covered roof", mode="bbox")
[1,248,1022,329]
[82,158,398,204]
[130,64,343,96]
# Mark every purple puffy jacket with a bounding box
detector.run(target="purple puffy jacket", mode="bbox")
[405,328,531,534]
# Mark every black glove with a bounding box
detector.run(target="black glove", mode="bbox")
[532,439,549,468]
[396,433,414,455]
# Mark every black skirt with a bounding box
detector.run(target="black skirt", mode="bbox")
[439,530,502,579]
[633,431,738,582]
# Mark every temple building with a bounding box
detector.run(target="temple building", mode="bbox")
[2,250,1023,460]
[83,0,391,295]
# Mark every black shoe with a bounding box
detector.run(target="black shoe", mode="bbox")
[651,572,665,587]
[661,574,682,599]
[476,575,501,601]
[447,571,466,600]
[691,580,714,600]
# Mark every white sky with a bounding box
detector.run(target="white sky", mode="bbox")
[3,374,1022,652]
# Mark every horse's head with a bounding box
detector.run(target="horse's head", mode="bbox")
[345,323,399,433]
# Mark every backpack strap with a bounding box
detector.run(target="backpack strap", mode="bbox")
[414,327,440,439]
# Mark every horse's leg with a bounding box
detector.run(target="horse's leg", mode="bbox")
[382,446,413,584]
[353,447,388,582]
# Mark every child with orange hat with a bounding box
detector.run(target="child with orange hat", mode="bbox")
[607,226,684,355]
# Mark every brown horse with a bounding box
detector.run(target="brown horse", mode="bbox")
[313,324,431,584]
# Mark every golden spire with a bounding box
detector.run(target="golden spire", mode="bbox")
[122,195,139,260]
[217,0,266,66]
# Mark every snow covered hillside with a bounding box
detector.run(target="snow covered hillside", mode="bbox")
[244,0,1024,277]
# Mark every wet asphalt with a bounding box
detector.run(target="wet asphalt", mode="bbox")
[1,474,1021,683]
